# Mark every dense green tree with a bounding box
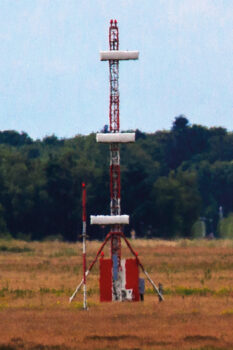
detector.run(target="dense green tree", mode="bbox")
[152,171,201,238]
[0,130,32,146]
[0,120,231,240]
[172,115,190,131]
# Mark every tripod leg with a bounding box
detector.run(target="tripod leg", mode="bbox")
[69,232,112,302]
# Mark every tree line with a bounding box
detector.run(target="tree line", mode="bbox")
[0,116,232,241]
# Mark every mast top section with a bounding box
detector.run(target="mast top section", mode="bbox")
[100,20,139,61]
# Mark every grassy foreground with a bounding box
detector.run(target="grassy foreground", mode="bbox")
[0,238,233,350]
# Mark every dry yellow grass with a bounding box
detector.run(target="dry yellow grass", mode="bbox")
[0,238,233,349]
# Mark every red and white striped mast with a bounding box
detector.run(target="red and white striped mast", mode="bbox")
[92,19,139,300]
[109,20,122,284]
[69,20,164,304]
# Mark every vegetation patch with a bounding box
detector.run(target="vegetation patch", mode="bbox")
[188,347,224,350]
[0,302,8,310]
[184,335,219,342]
[86,334,137,341]
[0,244,33,253]
[0,345,16,350]
[146,286,233,297]
[0,287,34,298]
[49,248,78,257]
[0,121,232,241]
[39,287,71,296]
[0,338,71,350]
[70,300,98,310]
[221,309,233,315]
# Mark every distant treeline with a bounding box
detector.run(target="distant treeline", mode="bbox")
[0,116,232,241]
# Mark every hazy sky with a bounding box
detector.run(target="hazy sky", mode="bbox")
[0,0,232,139]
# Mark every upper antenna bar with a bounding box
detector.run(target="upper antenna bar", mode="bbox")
[100,51,139,61]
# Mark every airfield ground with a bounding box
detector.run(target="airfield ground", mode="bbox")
[0,238,233,350]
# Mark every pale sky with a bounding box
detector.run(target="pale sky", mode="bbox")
[0,0,232,139]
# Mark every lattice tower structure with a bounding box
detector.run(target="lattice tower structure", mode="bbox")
[70,21,164,304]
[90,19,139,301]
[108,20,121,267]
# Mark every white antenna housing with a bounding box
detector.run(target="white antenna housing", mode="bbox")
[96,133,135,143]
[90,215,129,225]
[100,51,139,61]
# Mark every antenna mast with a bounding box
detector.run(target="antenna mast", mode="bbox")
[109,20,121,290]
[70,20,164,304]
[93,19,139,301]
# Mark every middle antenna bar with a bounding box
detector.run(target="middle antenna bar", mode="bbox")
[96,133,135,143]
[100,51,139,61]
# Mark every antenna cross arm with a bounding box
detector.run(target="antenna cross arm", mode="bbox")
[90,215,129,225]
[96,133,135,143]
[100,51,139,61]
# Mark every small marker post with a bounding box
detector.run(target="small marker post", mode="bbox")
[82,182,87,310]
